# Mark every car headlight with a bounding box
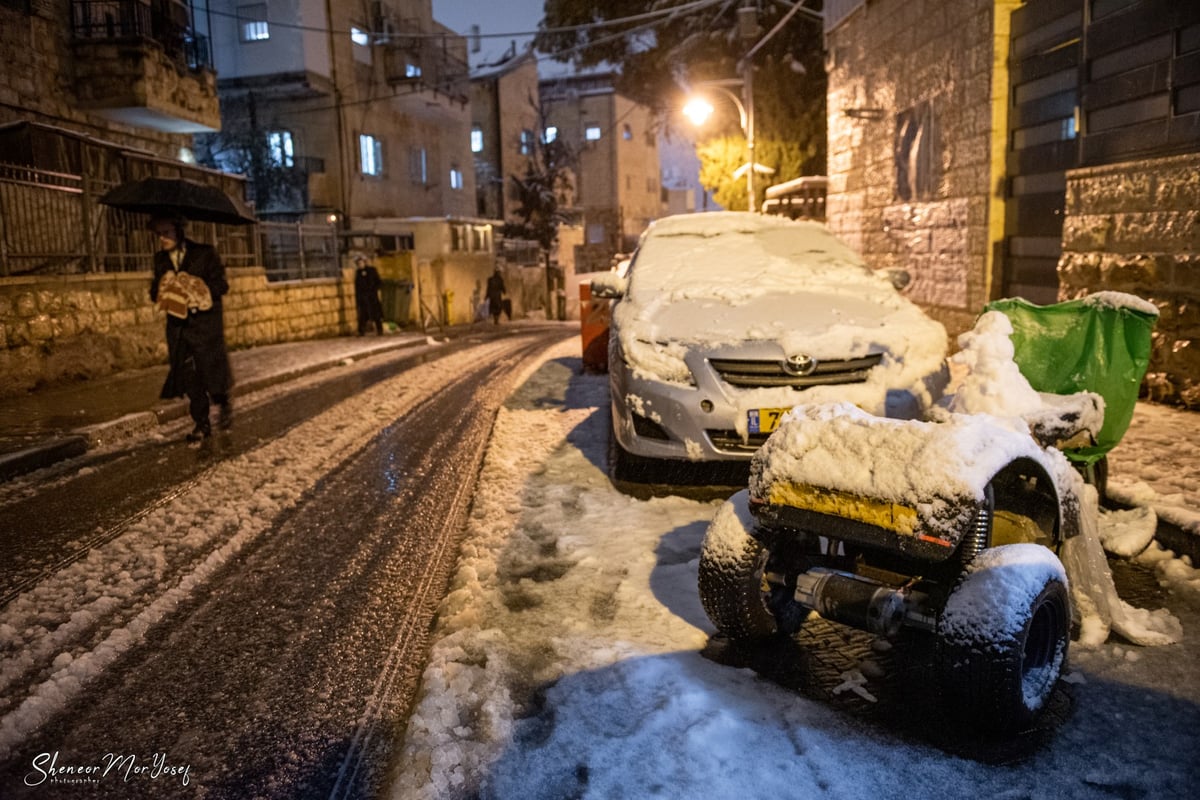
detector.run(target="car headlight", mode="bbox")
[625,337,694,386]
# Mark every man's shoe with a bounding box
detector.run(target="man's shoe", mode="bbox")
[218,403,233,431]
[186,425,211,443]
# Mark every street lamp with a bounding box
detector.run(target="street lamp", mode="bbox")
[683,75,756,212]
[682,0,819,212]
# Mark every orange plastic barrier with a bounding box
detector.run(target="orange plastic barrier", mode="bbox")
[579,281,610,373]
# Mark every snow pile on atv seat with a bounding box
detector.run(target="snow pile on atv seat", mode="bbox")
[749,402,1070,548]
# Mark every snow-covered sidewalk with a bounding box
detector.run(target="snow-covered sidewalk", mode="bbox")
[388,339,1200,800]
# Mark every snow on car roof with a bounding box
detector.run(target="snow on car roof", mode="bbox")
[629,212,876,301]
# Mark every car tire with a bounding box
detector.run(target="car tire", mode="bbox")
[936,544,1070,735]
[608,426,658,484]
[698,490,778,640]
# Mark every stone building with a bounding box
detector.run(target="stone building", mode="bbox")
[468,50,541,223]
[540,71,663,273]
[0,0,219,159]
[200,0,476,226]
[823,0,1200,407]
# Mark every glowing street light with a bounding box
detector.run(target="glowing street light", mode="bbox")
[682,0,821,212]
[684,77,755,212]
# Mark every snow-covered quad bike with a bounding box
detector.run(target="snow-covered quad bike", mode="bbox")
[697,296,1158,736]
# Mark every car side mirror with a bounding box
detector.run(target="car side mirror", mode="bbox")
[591,272,628,299]
[882,268,912,291]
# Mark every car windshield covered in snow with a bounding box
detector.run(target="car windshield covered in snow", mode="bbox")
[603,211,949,476]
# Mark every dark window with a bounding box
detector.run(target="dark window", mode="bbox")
[894,101,937,202]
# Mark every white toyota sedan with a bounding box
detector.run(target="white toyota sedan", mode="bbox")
[591,211,949,480]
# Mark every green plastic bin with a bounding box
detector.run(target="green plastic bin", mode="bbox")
[985,295,1158,465]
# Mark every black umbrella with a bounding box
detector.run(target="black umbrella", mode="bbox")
[99,176,256,226]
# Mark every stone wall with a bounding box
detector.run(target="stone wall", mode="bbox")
[0,268,357,398]
[824,0,1000,338]
[1059,153,1200,409]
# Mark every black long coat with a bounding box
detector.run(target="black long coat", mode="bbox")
[486,271,506,315]
[354,264,384,323]
[150,240,233,400]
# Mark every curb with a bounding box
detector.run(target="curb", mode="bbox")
[0,335,433,482]
[0,437,89,483]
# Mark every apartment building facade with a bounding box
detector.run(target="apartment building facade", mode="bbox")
[201,0,476,226]
[468,49,540,223]
[823,0,1200,407]
[540,72,663,272]
[0,0,220,161]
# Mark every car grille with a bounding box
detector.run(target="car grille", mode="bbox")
[708,354,883,389]
[707,430,769,453]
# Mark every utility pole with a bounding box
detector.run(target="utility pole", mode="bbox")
[738,2,757,212]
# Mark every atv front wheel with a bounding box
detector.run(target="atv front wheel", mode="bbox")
[698,490,778,640]
[936,543,1070,735]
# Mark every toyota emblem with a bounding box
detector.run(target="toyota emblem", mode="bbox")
[783,353,818,376]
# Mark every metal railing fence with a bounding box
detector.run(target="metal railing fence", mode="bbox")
[70,0,213,72]
[259,222,340,282]
[0,163,338,281]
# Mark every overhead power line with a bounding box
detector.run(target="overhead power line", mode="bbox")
[202,0,724,42]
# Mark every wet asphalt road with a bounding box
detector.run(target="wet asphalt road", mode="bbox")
[0,329,570,799]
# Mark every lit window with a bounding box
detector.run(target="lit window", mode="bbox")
[519,129,534,155]
[405,62,422,78]
[238,4,269,42]
[267,131,294,167]
[585,125,602,141]
[359,134,383,176]
[409,147,427,184]
[351,25,371,64]
[450,166,464,190]
[470,126,483,153]
[544,126,558,143]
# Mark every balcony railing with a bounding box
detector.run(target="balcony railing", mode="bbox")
[70,0,212,73]
[383,35,468,101]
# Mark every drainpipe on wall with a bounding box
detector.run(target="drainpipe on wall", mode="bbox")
[325,0,350,233]
[987,1,1022,304]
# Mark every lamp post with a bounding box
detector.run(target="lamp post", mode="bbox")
[683,74,756,212]
[682,0,819,213]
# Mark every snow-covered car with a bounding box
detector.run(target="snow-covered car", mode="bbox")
[591,212,949,480]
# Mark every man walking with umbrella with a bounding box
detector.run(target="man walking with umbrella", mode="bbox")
[149,215,234,442]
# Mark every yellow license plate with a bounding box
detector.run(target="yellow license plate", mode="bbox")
[748,408,791,435]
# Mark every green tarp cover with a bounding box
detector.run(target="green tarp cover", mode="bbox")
[985,296,1157,464]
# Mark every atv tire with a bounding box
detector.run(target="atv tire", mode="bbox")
[698,490,778,640]
[936,543,1070,735]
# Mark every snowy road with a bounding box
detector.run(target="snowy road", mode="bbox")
[0,329,571,798]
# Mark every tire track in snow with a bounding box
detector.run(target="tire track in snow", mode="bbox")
[0,337,537,761]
